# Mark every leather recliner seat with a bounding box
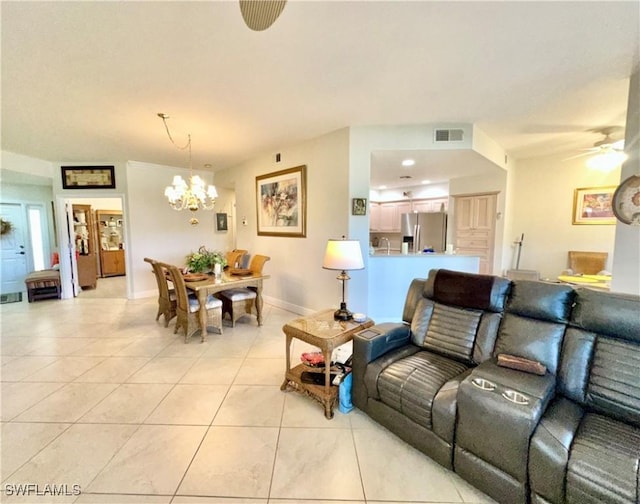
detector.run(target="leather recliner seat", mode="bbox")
[454,279,575,503]
[352,268,510,468]
[352,269,640,504]
[529,288,640,504]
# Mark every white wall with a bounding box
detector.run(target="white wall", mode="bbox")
[67,197,122,211]
[1,181,56,269]
[508,154,620,280]
[347,124,507,315]
[370,182,449,203]
[125,161,235,298]
[611,62,639,295]
[1,151,53,178]
[1,152,57,270]
[215,128,351,315]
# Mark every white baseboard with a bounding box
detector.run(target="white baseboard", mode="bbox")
[263,295,317,317]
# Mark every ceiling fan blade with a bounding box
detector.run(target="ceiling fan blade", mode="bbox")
[563,151,597,161]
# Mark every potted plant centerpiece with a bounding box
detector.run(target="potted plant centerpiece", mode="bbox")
[186,246,227,275]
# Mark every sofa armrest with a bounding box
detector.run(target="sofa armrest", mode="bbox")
[353,322,411,364]
[432,368,473,444]
[529,397,584,504]
[456,361,557,483]
[352,322,412,409]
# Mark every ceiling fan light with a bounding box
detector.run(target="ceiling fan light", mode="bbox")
[586,151,628,171]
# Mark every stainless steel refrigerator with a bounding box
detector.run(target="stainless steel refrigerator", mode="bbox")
[401,212,447,253]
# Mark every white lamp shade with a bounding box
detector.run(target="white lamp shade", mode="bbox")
[172,175,187,188]
[323,239,364,271]
[207,185,218,198]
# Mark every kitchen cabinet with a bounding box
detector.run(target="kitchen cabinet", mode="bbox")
[453,193,497,274]
[72,204,98,289]
[370,198,448,232]
[378,202,410,232]
[379,204,397,231]
[369,203,381,231]
[396,202,411,219]
[412,198,448,213]
[96,210,125,277]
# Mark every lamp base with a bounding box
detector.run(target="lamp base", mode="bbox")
[334,302,353,321]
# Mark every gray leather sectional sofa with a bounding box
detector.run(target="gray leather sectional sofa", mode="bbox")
[352,269,639,504]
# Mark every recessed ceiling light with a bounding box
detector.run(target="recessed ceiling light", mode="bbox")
[402,159,415,167]
[379,185,387,190]
[421,180,431,185]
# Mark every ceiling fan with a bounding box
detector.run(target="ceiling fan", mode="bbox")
[565,126,627,170]
[239,0,287,31]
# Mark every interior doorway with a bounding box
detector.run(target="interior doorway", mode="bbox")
[63,196,127,299]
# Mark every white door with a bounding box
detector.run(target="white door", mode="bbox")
[0,203,28,294]
[64,202,81,297]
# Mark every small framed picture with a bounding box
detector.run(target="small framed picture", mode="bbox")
[352,198,367,216]
[216,213,228,231]
[61,166,115,189]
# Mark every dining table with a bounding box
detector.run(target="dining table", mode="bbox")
[556,274,611,290]
[183,270,270,332]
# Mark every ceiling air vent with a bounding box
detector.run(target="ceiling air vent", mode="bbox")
[434,128,464,142]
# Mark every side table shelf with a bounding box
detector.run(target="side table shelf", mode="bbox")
[280,309,373,419]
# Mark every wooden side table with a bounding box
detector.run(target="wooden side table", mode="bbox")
[280,309,373,419]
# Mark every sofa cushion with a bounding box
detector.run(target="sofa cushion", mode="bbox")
[587,336,640,427]
[430,269,510,313]
[422,303,482,363]
[494,314,566,375]
[566,413,640,504]
[506,280,574,323]
[558,328,596,405]
[571,288,640,343]
[377,351,468,429]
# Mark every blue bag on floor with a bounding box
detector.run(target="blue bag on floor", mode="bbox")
[338,373,353,414]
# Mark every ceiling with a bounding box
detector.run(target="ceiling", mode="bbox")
[1,1,638,189]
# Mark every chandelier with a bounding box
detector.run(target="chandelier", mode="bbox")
[158,113,217,225]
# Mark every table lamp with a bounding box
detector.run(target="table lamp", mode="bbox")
[322,237,364,321]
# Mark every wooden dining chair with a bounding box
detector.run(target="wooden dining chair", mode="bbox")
[566,251,609,275]
[218,254,270,327]
[225,249,248,269]
[144,257,176,327]
[165,263,223,342]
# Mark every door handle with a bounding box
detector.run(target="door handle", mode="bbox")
[17,251,25,255]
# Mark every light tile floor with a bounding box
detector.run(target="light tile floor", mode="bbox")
[1,294,496,504]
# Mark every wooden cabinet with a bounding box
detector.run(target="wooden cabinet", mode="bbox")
[96,210,125,277]
[100,250,126,277]
[453,193,497,274]
[72,204,98,288]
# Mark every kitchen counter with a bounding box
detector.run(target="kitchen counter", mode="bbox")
[370,251,455,257]
[367,252,480,321]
